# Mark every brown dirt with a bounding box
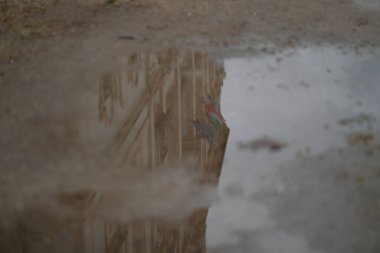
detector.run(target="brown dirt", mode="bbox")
[0,0,379,96]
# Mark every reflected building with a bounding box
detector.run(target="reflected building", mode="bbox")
[3,48,228,253]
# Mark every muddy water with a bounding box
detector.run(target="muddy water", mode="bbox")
[0,46,380,253]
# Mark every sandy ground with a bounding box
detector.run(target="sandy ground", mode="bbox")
[1,0,380,62]
[1,0,380,103]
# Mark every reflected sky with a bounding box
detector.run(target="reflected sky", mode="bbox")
[207,47,380,253]
[353,0,380,9]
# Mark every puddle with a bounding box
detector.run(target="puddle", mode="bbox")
[207,46,380,253]
[1,46,380,253]
[353,0,380,10]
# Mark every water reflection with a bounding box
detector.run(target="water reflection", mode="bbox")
[0,48,229,253]
[207,46,380,253]
[353,0,380,9]
[2,45,380,253]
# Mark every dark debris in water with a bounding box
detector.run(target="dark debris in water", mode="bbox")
[346,131,374,145]
[237,136,287,153]
[338,113,376,126]
[345,131,380,156]
[298,81,310,88]
[118,35,136,40]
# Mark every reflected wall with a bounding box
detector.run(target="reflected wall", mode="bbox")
[0,48,229,253]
